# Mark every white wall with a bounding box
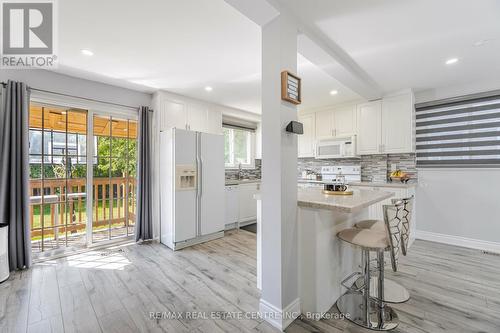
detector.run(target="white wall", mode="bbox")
[415,81,500,251]
[417,169,500,245]
[415,79,500,104]
[1,69,152,107]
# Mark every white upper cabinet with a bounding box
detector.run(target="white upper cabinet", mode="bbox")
[159,99,187,131]
[187,103,208,132]
[334,104,357,137]
[314,105,357,140]
[298,113,316,158]
[315,110,335,139]
[381,93,415,153]
[153,92,222,134]
[357,100,382,154]
[356,92,415,155]
[207,108,223,135]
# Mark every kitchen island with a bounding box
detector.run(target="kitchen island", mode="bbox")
[297,187,393,315]
[255,187,394,316]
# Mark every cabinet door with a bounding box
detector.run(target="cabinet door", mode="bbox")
[298,114,316,158]
[187,103,208,132]
[238,183,259,222]
[160,99,187,130]
[224,186,239,225]
[382,93,414,153]
[206,108,222,134]
[334,105,357,137]
[315,110,334,139]
[357,101,382,154]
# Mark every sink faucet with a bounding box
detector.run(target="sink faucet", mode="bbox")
[237,163,243,180]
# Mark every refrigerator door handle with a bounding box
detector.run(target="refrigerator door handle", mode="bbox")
[195,132,201,237]
[197,132,202,237]
[199,157,203,198]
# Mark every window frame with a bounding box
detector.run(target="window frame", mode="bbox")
[223,125,256,169]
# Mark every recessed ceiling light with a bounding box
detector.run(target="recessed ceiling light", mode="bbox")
[81,49,94,56]
[445,58,459,65]
[330,90,338,95]
[473,39,492,47]
[204,86,213,92]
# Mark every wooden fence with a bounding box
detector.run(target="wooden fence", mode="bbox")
[29,177,137,238]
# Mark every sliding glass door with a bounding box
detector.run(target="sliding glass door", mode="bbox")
[91,114,137,244]
[29,104,89,254]
[29,102,138,257]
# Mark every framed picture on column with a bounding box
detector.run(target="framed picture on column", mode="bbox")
[281,71,301,105]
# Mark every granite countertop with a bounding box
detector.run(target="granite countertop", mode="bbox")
[225,179,261,186]
[298,178,417,189]
[349,181,417,189]
[297,187,393,213]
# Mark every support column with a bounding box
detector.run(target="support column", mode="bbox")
[259,14,300,331]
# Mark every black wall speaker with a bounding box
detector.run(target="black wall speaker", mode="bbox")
[285,121,303,135]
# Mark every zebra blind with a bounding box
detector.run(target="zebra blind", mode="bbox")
[416,94,500,167]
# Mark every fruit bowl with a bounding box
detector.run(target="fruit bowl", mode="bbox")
[389,170,411,183]
[389,176,410,183]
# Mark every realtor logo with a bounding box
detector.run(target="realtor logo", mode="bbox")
[1,0,57,68]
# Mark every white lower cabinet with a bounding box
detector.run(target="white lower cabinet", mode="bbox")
[238,183,260,222]
[224,182,260,228]
[224,186,239,225]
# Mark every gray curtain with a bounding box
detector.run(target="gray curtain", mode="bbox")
[135,106,153,241]
[0,80,31,270]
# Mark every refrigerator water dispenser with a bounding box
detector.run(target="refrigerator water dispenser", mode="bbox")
[176,165,197,190]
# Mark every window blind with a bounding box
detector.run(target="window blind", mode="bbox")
[222,115,258,132]
[415,93,500,168]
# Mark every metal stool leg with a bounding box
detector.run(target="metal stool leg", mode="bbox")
[337,249,399,331]
[354,252,410,303]
[364,249,371,324]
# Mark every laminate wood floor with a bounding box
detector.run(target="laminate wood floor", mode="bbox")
[1,230,499,333]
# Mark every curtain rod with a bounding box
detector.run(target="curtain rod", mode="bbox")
[1,81,153,111]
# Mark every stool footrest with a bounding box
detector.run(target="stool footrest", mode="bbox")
[341,271,364,292]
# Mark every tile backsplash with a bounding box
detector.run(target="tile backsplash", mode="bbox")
[225,159,261,180]
[297,154,417,182]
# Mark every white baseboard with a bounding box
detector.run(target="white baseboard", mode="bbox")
[415,230,500,254]
[259,297,301,331]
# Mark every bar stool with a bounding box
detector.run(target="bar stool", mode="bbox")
[336,201,405,331]
[354,196,414,303]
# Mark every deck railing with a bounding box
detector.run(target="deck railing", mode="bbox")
[29,177,137,239]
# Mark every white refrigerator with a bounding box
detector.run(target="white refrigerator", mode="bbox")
[159,128,225,250]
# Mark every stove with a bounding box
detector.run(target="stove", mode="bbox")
[320,165,361,184]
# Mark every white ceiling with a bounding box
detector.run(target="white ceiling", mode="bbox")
[53,0,500,114]
[297,54,361,110]
[56,0,263,112]
[283,0,500,94]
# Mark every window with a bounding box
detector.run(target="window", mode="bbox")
[416,92,500,167]
[224,126,255,168]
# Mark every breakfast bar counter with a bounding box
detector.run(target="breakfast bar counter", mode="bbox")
[254,187,394,316]
[297,187,394,316]
[297,187,394,213]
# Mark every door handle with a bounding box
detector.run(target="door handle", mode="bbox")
[198,158,203,197]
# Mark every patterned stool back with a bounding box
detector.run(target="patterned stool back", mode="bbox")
[391,196,414,256]
[383,201,405,272]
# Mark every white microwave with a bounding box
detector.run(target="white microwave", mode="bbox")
[316,135,357,159]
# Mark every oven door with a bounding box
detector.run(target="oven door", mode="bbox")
[316,141,344,159]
